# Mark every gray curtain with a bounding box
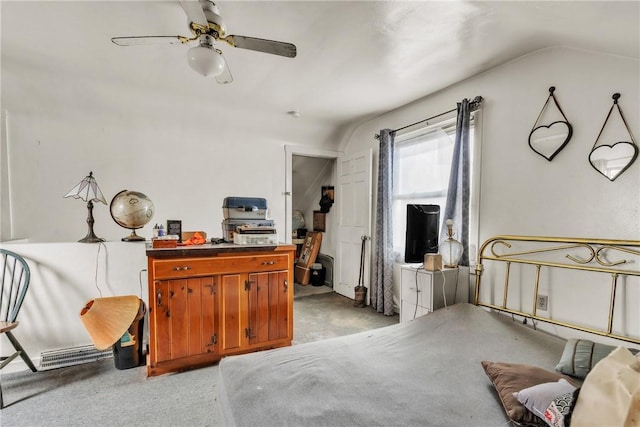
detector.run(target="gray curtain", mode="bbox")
[441,99,472,266]
[372,129,395,315]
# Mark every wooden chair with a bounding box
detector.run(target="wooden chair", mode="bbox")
[1,249,37,408]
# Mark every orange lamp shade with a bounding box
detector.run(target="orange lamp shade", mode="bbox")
[79,295,141,350]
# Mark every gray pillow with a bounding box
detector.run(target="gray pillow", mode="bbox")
[513,379,576,423]
[555,338,637,379]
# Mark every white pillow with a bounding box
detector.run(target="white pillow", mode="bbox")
[571,346,640,426]
[513,379,576,421]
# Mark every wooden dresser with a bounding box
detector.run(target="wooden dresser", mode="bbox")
[145,243,296,377]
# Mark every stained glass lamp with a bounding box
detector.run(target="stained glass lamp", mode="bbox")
[440,219,463,268]
[64,171,107,243]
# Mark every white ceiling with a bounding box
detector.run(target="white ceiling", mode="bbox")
[2,1,639,146]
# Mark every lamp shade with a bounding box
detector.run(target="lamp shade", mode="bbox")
[80,295,141,350]
[187,45,225,77]
[64,171,107,204]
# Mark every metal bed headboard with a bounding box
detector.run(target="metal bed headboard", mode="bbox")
[473,235,640,345]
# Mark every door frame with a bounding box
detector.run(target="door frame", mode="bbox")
[284,145,341,244]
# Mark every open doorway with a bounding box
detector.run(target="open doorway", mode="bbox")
[292,155,335,298]
[285,146,339,297]
[285,146,373,302]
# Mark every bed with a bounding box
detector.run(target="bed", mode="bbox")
[217,236,640,426]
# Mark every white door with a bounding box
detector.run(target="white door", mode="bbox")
[335,149,372,299]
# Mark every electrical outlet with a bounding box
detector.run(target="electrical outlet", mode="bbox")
[537,295,548,311]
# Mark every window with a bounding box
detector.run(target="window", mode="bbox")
[392,115,476,259]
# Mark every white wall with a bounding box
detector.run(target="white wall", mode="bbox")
[4,109,294,243]
[342,46,640,333]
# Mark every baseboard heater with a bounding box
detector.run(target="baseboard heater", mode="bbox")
[316,253,334,287]
[39,345,113,371]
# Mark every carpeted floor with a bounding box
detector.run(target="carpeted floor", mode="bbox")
[0,292,398,426]
[293,292,398,343]
[294,283,334,298]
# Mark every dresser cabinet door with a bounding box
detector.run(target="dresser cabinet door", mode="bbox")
[151,276,218,363]
[220,273,246,353]
[247,271,290,345]
[220,270,291,353]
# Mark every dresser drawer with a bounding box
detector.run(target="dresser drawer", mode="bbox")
[152,253,291,279]
[400,267,433,309]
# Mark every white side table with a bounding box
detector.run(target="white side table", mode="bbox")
[399,266,462,322]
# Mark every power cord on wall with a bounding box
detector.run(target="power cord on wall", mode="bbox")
[413,264,423,320]
[94,242,107,297]
[94,241,147,300]
[441,268,448,308]
[138,269,147,299]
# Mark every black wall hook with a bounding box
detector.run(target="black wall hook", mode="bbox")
[549,86,555,94]
[613,93,621,104]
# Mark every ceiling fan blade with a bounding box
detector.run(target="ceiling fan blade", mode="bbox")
[179,0,208,28]
[111,36,185,46]
[225,35,297,58]
[215,52,233,84]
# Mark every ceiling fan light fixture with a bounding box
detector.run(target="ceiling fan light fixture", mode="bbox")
[113,1,296,83]
[187,44,225,77]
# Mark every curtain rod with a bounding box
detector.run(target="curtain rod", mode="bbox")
[374,96,483,140]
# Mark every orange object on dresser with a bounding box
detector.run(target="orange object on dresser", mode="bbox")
[182,231,206,245]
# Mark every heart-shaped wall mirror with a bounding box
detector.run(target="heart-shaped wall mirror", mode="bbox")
[529,121,572,161]
[589,142,638,181]
[528,87,573,161]
[589,93,638,182]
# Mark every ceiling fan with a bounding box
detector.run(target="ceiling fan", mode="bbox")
[111,0,297,83]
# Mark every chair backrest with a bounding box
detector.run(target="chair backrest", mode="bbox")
[0,249,31,323]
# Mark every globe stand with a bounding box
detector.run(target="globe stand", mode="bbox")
[110,190,155,243]
[122,229,145,242]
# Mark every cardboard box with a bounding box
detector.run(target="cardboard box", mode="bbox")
[152,239,178,249]
[295,265,311,285]
[296,231,323,268]
[423,254,442,271]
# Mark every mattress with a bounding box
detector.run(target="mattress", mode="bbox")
[217,303,567,426]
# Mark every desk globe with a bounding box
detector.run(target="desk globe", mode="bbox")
[110,190,154,241]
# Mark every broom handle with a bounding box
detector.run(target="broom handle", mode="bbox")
[358,236,367,287]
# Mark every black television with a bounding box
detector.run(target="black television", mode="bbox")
[404,204,440,263]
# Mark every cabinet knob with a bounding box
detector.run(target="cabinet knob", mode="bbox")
[261,260,275,265]
[173,266,192,271]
